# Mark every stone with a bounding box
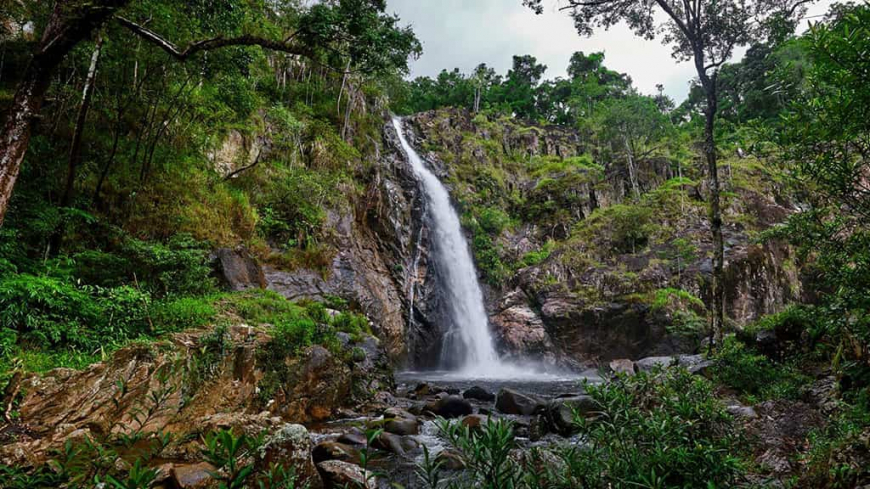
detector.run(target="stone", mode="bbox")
[635,356,676,372]
[372,431,407,456]
[383,407,416,420]
[463,386,495,402]
[170,462,217,489]
[384,416,419,436]
[678,354,713,376]
[317,460,376,489]
[424,395,473,418]
[461,414,489,431]
[257,424,322,489]
[495,388,543,416]
[543,396,598,436]
[609,359,636,375]
[435,449,466,470]
[337,429,367,446]
[212,247,265,291]
[727,405,758,419]
[313,441,360,464]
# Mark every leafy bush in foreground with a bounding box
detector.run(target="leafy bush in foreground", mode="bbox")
[421,367,745,489]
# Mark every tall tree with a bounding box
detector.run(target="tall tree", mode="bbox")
[524,0,814,344]
[0,0,420,225]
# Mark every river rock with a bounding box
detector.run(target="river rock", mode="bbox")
[257,423,322,489]
[436,449,466,470]
[372,431,407,456]
[317,460,375,488]
[543,395,598,436]
[463,386,496,402]
[424,395,473,418]
[170,462,217,489]
[609,359,636,375]
[338,428,367,446]
[384,416,420,436]
[635,356,677,372]
[461,414,489,431]
[495,388,543,416]
[313,441,360,464]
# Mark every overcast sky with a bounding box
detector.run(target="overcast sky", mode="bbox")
[386,0,837,103]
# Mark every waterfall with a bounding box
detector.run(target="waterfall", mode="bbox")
[392,117,503,375]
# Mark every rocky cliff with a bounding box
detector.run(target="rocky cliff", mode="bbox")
[212,108,805,370]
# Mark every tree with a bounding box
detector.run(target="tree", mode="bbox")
[775,4,870,363]
[524,0,814,344]
[503,54,547,120]
[0,0,420,225]
[597,94,672,199]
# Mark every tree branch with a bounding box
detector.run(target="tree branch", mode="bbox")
[115,16,310,61]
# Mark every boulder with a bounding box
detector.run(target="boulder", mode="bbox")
[463,386,496,402]
[384,416,420,436]
[678,354,713,376]
[317,460,375,489]
[609,359,636,375]
[372,431,407,456]
[170,462,217,489]
[313,441,361,464]
[635,356,676,372]
[461,414,489,431]
[424,395,473,418]
[257,424,322,489]
[495,388,543,416]
[212,247,265,291]
[727,405,758,419]
[436,449,466,470]
[543,396,598,436]
[337,429,367,447]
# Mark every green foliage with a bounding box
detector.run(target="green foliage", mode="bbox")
[435,417,521,488]
[712,336,811,401]
[578,204,655,255]
[151,296,218,334]
[420,368,746,489]
[565,367,745,488]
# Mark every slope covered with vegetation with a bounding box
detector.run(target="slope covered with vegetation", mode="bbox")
[1,0,869,487]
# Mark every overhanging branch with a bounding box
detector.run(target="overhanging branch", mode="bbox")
[115,16,310,61]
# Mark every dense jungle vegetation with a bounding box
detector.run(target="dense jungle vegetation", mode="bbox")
[1,0,869,487]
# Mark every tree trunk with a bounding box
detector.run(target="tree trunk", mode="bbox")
[623,134,640,199]
[47,35,104,257]
[60,35,104,209]
[0,0,130,226]
[703,80,725,346]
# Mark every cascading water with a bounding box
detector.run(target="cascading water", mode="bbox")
[392,117,504,376]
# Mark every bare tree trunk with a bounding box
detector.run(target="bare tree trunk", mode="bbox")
[0,0,130,226]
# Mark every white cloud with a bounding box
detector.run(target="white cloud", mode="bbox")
[387,0,837,103]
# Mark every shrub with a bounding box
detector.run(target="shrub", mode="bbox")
[0,274,102,352]
[478,207,512,235]
[566,367,745,488]
[712,335,811,400]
